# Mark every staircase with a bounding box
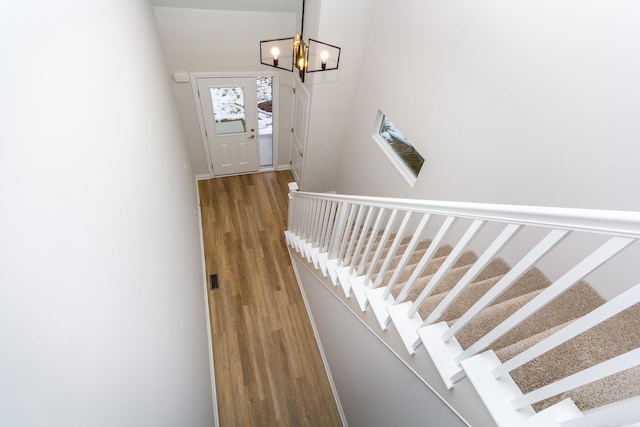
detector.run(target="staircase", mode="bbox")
[284,183,640,427]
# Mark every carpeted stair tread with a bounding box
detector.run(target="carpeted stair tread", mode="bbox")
[496,321,572,363]
[417,263,546,323]
[439,266,555,338]
[302,220,640,416]
[503,302,640,412]
[432,256,511,297]
[452,289,542,350]
[558,365,640,412]
[390,255,448,299]
[379,241,434,283]
[418,275,505,321]
[350,232,388,267]
[368,238,432,275]
[390,250,477,301]
[492,280,604,351]
[449,267,549,349]
[383,245,457,288]
[454,280,605,353]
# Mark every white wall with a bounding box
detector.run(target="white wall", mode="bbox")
[153,7,296,174]
[335,0,640,212]
[0,1,214,425]
[297,0,374,192]
[294,259,468,427]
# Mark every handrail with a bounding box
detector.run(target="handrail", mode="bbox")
[287,187,640,426]
[290,191,640,238]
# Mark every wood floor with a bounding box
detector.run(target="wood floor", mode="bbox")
[198,171,342,427]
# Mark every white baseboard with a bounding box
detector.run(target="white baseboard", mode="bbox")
[194,178,219,427]
[288,247,349,427]
[195,173,212,181]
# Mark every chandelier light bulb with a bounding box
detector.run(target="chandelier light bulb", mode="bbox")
[270,46,280,66]
[320,50,329,70]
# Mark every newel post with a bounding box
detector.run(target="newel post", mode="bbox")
[288,182,299,199]
[287,182,299,232]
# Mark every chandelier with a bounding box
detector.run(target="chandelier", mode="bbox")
[259,1,341,82]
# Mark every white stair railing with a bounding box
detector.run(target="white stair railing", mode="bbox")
[284,185,640,427]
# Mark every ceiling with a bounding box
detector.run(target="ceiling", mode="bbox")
[149,0,301,13]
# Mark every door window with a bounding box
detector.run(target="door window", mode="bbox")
[210,86,247,136]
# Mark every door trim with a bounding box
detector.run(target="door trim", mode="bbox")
[191,71,280,177]
[290,75,310,185]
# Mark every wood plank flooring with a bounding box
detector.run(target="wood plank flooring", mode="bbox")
[198,171,342,427]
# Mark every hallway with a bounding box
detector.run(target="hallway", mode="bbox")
[198,171,342,426]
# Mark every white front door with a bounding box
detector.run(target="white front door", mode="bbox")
[291,77,310,184]
[197,77,259,176]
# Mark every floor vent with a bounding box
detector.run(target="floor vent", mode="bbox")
[210,274,219,290]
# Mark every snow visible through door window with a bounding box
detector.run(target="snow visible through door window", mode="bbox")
[257,76,273,167]
[211,86,247,135]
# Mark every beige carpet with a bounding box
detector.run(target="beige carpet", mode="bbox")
[371,238,640,412]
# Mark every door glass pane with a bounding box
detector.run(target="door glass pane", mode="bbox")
[257,76,273,167]
[210,86,247,135]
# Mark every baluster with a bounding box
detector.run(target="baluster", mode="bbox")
[321,201,338,253]
[357,208,386,276]
[512,347,640,410]
[316,200,332,249]
[443,229,569,344]
[343,205,367,266]
[299,198,311,239]
[403,219,485,313]
[293,197,305,237]
[312,199,327,246]
[287,196,295,231]
[337,204,359,263]
[302,198,313,240]
[457,236,634,362]
[350,206,377,275]
[390,216,457,302]
[373,211,413,288]
[328,202,350,259]
[380,213,431,297]
[422,223,522,326]
[364,209,398,284]
[308,198,320,241]
[494,280,640,379]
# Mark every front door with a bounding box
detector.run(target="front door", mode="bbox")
[197,77,259,176]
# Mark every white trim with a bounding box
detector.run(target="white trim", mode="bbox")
[190,71,280,178]
[194,178,219,427]
[288,246,349,427]
[190,76,214,177]
[277,163,292,171]
[562,395,640,427]
[290,74,309,185]
[195,173,212,181]
[198,169,291,181]
[289,249,471,426]
[290,192,640,238]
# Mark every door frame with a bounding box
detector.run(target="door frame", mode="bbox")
[191,71,280,177]
[290,75,310,185]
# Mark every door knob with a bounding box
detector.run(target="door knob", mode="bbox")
[248,135,256,139]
